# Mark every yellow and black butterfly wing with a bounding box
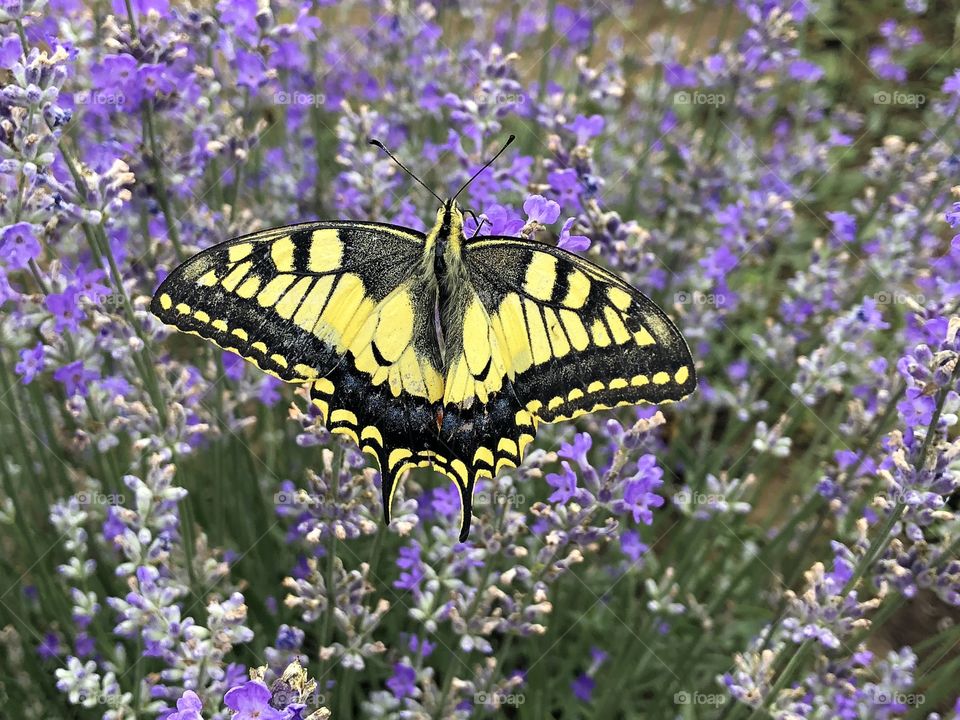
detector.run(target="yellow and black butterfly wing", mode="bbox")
[463,237,696,417]
[150,221,448,523]
[439,236,696,535]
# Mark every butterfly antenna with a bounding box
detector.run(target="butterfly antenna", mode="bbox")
[452,134,516,202]
[466,209,487,238]
[368,138,443,204]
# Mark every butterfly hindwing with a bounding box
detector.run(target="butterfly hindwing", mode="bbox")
[435,388,532,540]
[434,276,534,540]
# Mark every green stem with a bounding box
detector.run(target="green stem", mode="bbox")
[142,100,186,261]
[745,639,813,720]
[14,20,28,54]
[123,0,138,36]
[537,0,558,105]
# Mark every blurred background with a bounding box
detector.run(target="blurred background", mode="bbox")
[1,0,960,718]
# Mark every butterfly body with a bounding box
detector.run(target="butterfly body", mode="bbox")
[152,199,696,540]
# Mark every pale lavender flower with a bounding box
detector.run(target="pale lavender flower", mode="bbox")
[14,341,45,383]
[0,221,41,268]
[224,681,283,720]
[165,690,203,720]
[557,217,591,252]
[523,194,560,225]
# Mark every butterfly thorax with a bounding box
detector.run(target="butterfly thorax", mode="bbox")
[424,200,472,371]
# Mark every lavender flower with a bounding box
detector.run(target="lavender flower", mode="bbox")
[224,681,283,720]
[165,690,203,720]
[0,221,41,267]
[4,1,960,718]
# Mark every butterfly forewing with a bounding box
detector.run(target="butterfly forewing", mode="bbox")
[460,236,696,417]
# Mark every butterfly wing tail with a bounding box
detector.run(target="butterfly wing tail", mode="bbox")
[456,475,475,542]
[380,470,397,525]
[381,465,398,526]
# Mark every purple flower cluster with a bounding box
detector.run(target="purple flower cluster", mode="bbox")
[3,0,960,717]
